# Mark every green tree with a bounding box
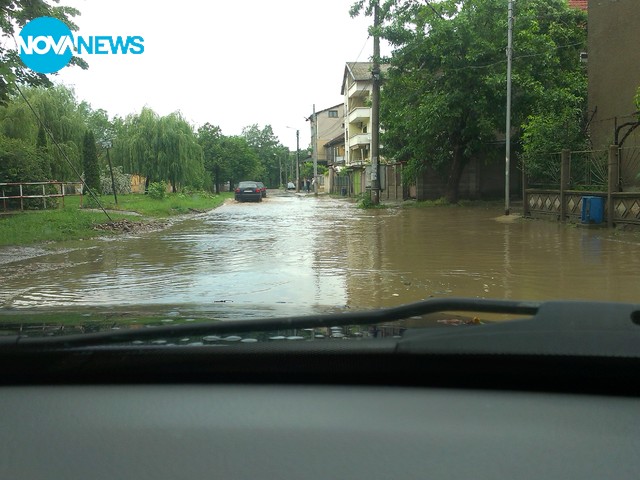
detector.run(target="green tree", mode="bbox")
[353,0,587,202]
[0,0,88,105]
[0,133,52,208]
[111,108,204,192]
[0,85,86,180]
[241,124,284,187]
[198,123,226,193]
[82,129,100,194]
[220,135,261,188]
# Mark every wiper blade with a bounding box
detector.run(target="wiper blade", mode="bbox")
[0,298,539,349]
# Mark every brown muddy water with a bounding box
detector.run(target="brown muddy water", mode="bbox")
[1,192,640,322]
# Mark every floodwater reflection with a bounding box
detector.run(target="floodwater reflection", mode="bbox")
[2,193,640,320]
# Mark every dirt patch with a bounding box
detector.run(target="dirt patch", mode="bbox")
[93,219,170,234]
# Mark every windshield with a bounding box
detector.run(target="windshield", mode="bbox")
[1,0,639,349]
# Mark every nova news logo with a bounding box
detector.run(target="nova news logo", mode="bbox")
[18,17,144,74]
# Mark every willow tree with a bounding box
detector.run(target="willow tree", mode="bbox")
[112,108,204,192]
[0,85,86,180]
[157,112,205,192]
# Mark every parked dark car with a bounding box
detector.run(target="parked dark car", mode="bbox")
[256,182,267,198]
[234,181,262,202]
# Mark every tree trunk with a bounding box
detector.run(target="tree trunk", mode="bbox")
[445,145,466,204]
[214,166,220,194]
[144,176,150,194]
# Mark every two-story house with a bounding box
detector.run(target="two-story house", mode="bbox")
[308,104,345,167]
[306,104,345,193]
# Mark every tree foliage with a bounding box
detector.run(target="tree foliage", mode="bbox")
[82,129,100,194]
[241,124,288,187]
[219,135,261,188]
[0,85,87,180]
[353,0,587,202]
[111,108,205,191]
[0,0,88,105]
[197,123,226,193]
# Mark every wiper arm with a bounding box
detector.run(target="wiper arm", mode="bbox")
[0,298,539,349]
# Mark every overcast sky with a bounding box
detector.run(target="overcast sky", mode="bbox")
[53,0,389,150]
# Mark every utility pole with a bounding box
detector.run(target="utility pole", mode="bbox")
[370,0,381,205]
[313,104,318,195]
[102,140,117,206]
[296,129,300,193]
[504,0,513,216]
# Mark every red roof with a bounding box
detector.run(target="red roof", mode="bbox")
[568,0,588,10]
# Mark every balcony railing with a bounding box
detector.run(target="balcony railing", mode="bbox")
[348,81,371,99]
[348,107,370,126]
[348,133,371,149]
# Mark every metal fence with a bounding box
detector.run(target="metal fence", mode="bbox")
[569,149,608,190]
[524,146,640,226]
[620,146,640,189]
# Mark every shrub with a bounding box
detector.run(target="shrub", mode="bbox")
[100,166,132,195]
[148,181,166,200]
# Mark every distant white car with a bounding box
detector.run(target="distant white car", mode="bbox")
[287,182,295,190]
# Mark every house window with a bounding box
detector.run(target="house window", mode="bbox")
[328,110,338,118]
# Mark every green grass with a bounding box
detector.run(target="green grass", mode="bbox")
[71,191,232,218]
[0,191,232,247]
[0,206,134,246]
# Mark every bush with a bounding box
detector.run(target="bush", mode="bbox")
[148,181,166,200]
[356,192,387,209]
[0,135,57,209]
[100,166,132,195]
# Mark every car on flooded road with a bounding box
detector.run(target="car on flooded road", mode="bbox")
[234,181,262,203]
[256,182,267,198]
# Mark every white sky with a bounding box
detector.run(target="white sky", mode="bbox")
[53,0,388,150]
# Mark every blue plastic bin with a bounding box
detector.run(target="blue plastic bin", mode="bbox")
[581,196,604,224]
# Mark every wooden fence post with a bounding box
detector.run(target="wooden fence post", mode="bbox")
[560,149,571,222]
[607,145,619,228]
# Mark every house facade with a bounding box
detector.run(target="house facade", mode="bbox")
[341,62,382,168]
[308,104,345,167]
[587,0,640,189]
[337,62,408,199]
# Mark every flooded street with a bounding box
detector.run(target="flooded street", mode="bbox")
[2,192,640,320]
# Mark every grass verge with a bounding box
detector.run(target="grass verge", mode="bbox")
[0,192,232,247]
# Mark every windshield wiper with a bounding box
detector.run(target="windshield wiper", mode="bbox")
[3,298,639,358]
[0,298,539,349]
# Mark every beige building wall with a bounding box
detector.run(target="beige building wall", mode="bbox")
[588,0,640,150]
[311,104,345,163]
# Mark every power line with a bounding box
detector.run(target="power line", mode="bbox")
[12,81,113,221]
[354,35,371,63]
